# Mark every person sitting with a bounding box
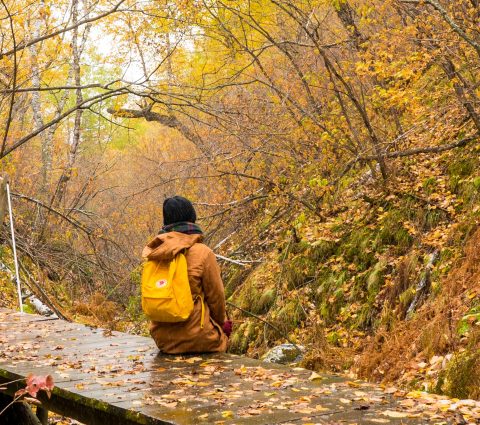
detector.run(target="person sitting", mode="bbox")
[142,196,231,353]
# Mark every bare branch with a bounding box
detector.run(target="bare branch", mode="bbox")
[1,88,127,157]
[0,0,127,60]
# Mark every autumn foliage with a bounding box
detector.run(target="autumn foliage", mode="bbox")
[0,0,478,402]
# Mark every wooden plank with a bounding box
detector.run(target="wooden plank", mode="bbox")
[0,309,449,424]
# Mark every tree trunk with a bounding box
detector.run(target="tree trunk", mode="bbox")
[28,2,50,196]
[52,0,91,207]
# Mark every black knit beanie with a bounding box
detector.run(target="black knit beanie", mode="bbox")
[162,196,197,225]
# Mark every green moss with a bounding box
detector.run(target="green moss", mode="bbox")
[424,209,445,230]
[290,241,310,255]
[229,320,258,354]
[355,303,376,329]
[255,288,276,314]
[398,287,416,309]
[326,330,340,346]
[317,271,348,324]
[457,304,480,337]
[442,349,480,399]
[376,210,413,252]
[448,158,475,178]
[341,228,377,271]
[473,176,480,190]
[22,303,36,314]
[367,260,386,296]
[267,299,307,338]
[457,180,480,205]
[284,256,316,290]
[224,266,248,298]
[447,157,477,194]
[232,278,261,313]
[422,177,437,195]
[310,240,337,262]
[277,299,306,327]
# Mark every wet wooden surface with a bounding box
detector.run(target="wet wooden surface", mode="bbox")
[0,309,450,424]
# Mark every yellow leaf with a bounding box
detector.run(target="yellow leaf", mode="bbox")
[221,411,234,418]
[382,410,408,418]
[308,372,322,381]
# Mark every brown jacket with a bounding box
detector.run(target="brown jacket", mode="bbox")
[142,232,228,354]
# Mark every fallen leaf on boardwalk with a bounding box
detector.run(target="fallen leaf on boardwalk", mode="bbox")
[198,413,209,419]
[370,419,390,423]
[221,410,234,418]
[185,356,203,363]
[234,365,247,375]
[382,410,408,418]
[308,372,322,381]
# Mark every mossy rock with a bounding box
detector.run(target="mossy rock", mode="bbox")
[262,343,304,364]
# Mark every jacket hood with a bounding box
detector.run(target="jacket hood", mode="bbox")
[142,231,203,261]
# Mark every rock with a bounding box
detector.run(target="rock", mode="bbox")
[262,343,305,364]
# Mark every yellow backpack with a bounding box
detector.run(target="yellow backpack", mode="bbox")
[141,253,194,323]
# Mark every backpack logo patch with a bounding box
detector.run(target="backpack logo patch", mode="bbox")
[156,279,168,288]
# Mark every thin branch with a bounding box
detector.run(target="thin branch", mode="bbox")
[0,82,120,94]
[10,192,92,234]
[0,0,127,60]
[401,0,480,57]
[359,135,478,161]
[337,135,478,181]
[215,254,262,266]
[1,89,126,157]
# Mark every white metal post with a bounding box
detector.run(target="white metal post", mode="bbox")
[6,183,23,313]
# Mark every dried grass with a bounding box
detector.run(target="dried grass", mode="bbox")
[356,227,480,385]
[302,322,354,372]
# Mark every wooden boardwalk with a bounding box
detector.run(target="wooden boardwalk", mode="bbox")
[0,309,456,424]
